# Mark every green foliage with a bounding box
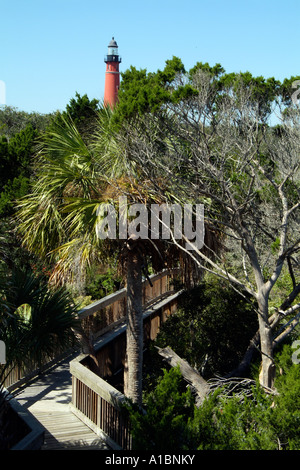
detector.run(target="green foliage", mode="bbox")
[128,366,194,451]
[85,266,122,299]
[0,176,30,217]
[0,267,79,450]
[64,92,99,125]
[219,72,281,116]
[0,268,79,369]
[155,276,258,377]
[128,341,300,450]
[280,75,300,105]
[49,92,100,140]
[116,57,197,122]
[141,342,169,395]
[0,124,37,184]
[271,343,300,449]
[15,114,97,265]
[0,218,41,277]
[0,106,51,138]
[0,124,38,217]
[116,66,169,119]
[268,267,296,312]
[189,62,282,121]
[190,386,276,450]
[189,61,225,79]
[157,56,186,84]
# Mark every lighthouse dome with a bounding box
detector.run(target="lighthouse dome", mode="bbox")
[108,37,118,48]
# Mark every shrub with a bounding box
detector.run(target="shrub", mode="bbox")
[128,366,194,451]
[127,339,300,450]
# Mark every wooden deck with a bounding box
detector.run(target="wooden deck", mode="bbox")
[13,354,110,450]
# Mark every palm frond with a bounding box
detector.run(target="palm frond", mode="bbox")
[91,106,135,179]
[16,192,65,258]
[37,114,91,161]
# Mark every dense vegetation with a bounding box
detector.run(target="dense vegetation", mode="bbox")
[155,277,259,378]
[129,342,300,450]
[130,277,300,450]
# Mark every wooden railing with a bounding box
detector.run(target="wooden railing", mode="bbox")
[3,269,181,391]
[70,279,183,449]
[2,352,70,391]
[70,357,132,450]
[77,269,179,341]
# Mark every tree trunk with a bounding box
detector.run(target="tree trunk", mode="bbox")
[245,242,276,390]
[227,330,260,378]
[124,242,143,406]
[157,346,210,405]
[257,292,275,389]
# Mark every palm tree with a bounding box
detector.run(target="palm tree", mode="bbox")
[15,107,162,406]
[16,105,213,405]
[0,266,79,449]
[0,267,79,381]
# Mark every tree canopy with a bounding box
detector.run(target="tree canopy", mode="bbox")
[114,58,300,389]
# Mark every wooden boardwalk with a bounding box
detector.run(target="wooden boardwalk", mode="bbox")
[13,354,110,450]
[9,274,181,450]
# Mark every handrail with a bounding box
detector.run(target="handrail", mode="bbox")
[77,269,176,320]
[70,358,127,409]
[77,269,179,341]
[70,357,131,449]
[70,287,183,449]
[4,269,180,390]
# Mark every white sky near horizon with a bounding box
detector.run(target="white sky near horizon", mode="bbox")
[1,0,300,115]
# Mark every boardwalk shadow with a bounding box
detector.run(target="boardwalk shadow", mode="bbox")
[50,439,110,450]
[13,355,75,410]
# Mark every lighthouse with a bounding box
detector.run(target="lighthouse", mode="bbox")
[104,37,121,108]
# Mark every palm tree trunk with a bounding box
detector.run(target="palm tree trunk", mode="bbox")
[124,243,143,406]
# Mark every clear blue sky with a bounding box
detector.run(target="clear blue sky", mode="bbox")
[1,0,300,114]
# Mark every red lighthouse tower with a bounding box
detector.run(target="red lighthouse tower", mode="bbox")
[104,37,121,108]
